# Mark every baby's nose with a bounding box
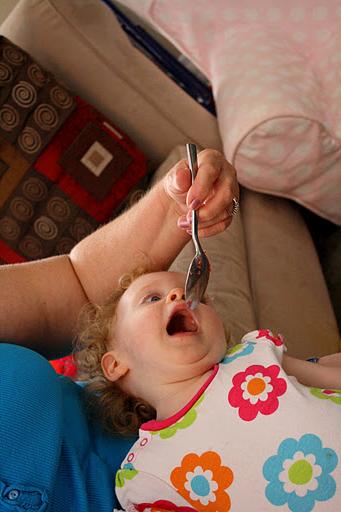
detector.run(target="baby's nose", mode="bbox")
[166,287,185,303]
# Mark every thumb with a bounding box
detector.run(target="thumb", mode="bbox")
[165,160,191,204]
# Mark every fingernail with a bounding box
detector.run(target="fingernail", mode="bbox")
[189,199,203,210]
[178,219,190,229]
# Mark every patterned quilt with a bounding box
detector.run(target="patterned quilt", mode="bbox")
[0,36,149,265]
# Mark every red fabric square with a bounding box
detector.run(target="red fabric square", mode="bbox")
[35,97,148,223]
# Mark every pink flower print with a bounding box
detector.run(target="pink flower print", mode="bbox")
[135,501,197,511]
[228,364,287,421]
[256,329,284,346]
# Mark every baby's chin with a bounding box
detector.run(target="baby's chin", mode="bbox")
[187,349,226,375]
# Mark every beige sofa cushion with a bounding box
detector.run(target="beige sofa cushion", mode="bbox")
[151,145,257,344]
[242,190,340,359]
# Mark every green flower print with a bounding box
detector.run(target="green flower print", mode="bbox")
[227,343,243,354]
[152,394,205,439]
[221,342,255,364]
[310,387,341,405]
[115,463,138,488]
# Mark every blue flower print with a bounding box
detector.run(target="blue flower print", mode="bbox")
[220,342,254,364]
[263,433,338,512]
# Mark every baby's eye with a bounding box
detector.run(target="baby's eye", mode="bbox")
[144,294,161,303]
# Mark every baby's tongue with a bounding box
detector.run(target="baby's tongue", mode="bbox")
[167,312,197,335]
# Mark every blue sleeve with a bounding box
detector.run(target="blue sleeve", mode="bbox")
[0,344,135,512]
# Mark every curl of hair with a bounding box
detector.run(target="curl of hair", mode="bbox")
[74,266,156,437]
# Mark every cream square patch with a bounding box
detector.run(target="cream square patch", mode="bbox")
[81,141,113,177]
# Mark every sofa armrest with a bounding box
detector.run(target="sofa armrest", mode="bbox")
[242,189,340,358]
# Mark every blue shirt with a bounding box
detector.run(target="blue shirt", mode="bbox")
[0,344,135,512]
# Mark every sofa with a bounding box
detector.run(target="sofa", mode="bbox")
[0,0,339,358]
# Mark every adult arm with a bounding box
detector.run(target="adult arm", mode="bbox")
[0,180,186,358]
[0,150,238,357]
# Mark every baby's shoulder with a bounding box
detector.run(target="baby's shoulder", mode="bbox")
[241,329,285,348]
[220,329,286,366]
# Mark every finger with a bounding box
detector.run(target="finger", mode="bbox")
[187,149,237,208]
[164,159,191,204]
[185,176,238,227]
[180,207,234,234]
[198,215,234,237]
[187,215,234,238]
[194,175,238,223]
[186,149,233,207]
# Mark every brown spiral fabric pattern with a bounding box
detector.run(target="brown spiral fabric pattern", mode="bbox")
[0,104,20,131]
[55,236,75,254]
[12,80,37,108]
[33,103,59,131]
[22,177,48,202]
[69,217,94,241]
[47,196,71,222]
[50,85,73,109]
[0,216,20,240]
[10,196,34,222]
[3,45,25,66]
[0,37,144,266]
[18,126,42,154]
[0,62,13,84]
[34,215,58,240]
[0,39,75,168]
[19,235,43,259]
[27,63,47,88]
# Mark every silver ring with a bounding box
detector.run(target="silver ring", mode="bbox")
[231,197,239,216]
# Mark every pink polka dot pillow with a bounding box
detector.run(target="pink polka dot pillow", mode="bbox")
[127,0,341,224]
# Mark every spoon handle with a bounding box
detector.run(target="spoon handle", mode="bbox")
[186,143,200,251]
[186,143,198,181]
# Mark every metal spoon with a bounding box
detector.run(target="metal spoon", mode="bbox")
[184,143,210,310]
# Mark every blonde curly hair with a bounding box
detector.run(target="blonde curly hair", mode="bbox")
[74,266,156,437]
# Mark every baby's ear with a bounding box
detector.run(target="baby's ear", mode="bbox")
[101,351,129,382]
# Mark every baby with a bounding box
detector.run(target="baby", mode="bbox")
[76,269,341,512]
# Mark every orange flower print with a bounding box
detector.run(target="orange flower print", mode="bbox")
[170,451,233,511]
[228,364,287,421]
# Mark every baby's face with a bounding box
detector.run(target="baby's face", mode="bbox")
[108,271,227,391]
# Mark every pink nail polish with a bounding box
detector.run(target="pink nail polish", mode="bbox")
[189,199,203,210]
[178,219,190,229]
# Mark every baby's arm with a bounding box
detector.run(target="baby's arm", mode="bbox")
[282,354,341,389]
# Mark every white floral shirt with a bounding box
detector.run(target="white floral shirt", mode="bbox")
[116,330,341,512]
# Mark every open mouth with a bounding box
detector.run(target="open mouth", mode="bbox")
[166,308,198,336]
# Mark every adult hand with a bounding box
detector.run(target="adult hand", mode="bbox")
[164,149,239,237]
[163,148,239,237]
